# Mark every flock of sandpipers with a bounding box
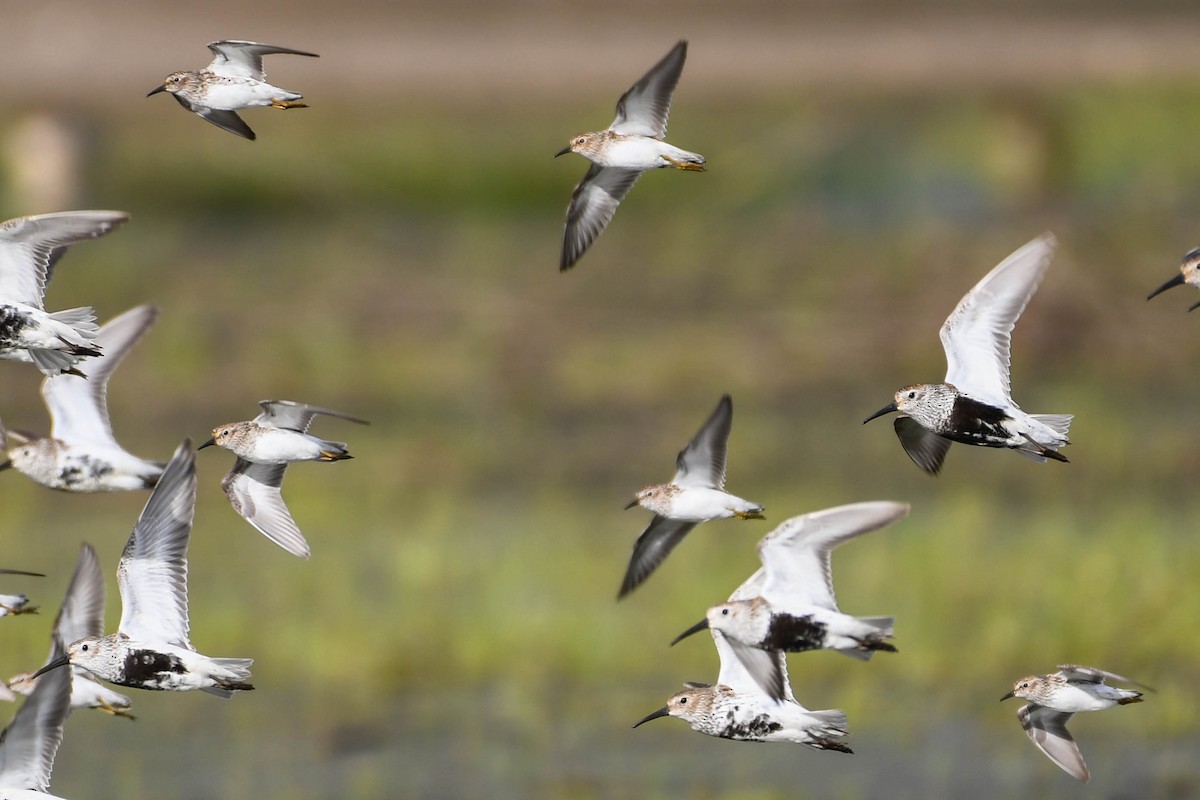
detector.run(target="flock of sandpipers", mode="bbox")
[0,35,1191,795]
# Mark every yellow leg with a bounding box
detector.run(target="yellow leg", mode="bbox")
[733,510,766,521]
[271,99,309,110]
[97,699,136,720]
[661,155,706,172]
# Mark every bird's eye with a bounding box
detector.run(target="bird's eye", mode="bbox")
[721,608,729,616]
[81,644,89,652]
[907,391,917,399]
[1020,682,1028,688]
[679,697,688,705]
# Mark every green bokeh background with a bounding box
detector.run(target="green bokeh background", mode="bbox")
[0,3,1198,798]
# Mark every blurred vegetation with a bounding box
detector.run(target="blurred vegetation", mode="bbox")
[0,75,1198,798]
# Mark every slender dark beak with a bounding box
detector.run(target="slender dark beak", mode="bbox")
[197,438,215,450]
[29,655,70,681]
[1000,690,1015,702]
[554,145,571,158]
[1188,298,1200,312]
[623,498,639,510]
[1147,273,1185,301]
[146,84,167,98]
[670,618,709,646]
[863,401,898,424]
[632,706,670,728]
[0,460,10,473]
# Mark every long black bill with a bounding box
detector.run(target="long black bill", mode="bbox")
[1147,273,1185,301]
[30,655,70,681]
[554,145,571,157]
[632,706,670,728]
[863,401,898,425]
[1188,298,1200,312]
[670,618,709,646]
[999,690,1015,702]
[623,498,639,510]
[146,84,167,98]
[197,438,216,450]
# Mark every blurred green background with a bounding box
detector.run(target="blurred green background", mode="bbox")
[1,2,1199,798]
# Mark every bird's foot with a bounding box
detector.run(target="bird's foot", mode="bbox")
[98,700,136,720]
[734,510,766,521]
[271,99,308,110]
[661,155,706,172]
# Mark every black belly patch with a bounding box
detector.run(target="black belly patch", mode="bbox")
[763,613,827,652]
[721,713,784,740]
[946,396,1010,446]
[0,306,31,347]
[121,649,186,689]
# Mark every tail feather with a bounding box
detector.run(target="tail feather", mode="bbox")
[212,657,254,680]
[48,306,99,335]
[1031,413,1073,439]
[28,348,81,376]
[807,708,849,734]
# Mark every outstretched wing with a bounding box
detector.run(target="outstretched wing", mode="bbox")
[1018,704,1088,782]
[672,394,732,489]
[941,233,1056,407]
[758,501,909,611]
[253,399,368,433]
[560,165,642,271]
[0,644,71,791]
[116,440,195,647]
[610,40,687,138]
[205,40,319,80]
[43,304,157,447]
[1056,664,1154,691]
[618,516,697,599]
[0,211,128,308]
[221,459,310,558]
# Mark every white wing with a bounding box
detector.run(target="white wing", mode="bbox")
[610,40,687,138]
[712,628,795,704]
[205,40,319,80]
[116,440,194,647]
[671,394,732,489]
[0,211,128,308]
[941,233,1056,407]
[43,304,157,447]
[1019,704,1089,782]
[560,165,642,271]
[253,399,368,433]
[757,502,910,611]
[221,460,310,558]
[0,648,70,791]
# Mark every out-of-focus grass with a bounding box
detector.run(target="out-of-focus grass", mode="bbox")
[0,81,1198,797]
